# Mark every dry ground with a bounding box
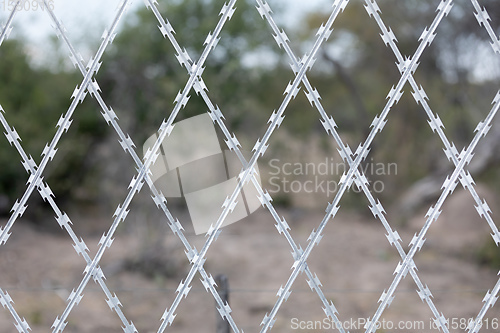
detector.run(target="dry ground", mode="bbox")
[0,186,499,332]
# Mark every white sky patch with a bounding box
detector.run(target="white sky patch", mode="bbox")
[0,0,139,67]
[0,0,334,70]
[2,0,497,82]
[0,0,331,44]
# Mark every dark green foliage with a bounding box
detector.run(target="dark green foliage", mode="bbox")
[298,0,500,203]
[99,0,279,142]
[0,39,105,208]
[476,237,500,270]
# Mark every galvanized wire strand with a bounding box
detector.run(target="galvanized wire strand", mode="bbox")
[0,0,498,332]
[254,1,454,332]
[254,1,457,332]
[145,1,346,331]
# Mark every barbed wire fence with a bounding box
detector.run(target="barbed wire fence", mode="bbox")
[0,0,499,332]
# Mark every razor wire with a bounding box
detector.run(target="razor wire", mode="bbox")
[365,1,500,332]
[0,1,136,331]
[0,104,138,332]
[46,1,242,332]
[258,0,456,331]
[0,2,32,330]
[145,1,347,331]
[0,0,499,332]
[255,1,452,332]
[154,1,349,331]
[44,0,243,331]
[143,1,343,332]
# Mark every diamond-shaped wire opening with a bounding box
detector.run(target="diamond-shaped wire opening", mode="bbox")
[408,0,500,147]
[0,1,141,331]
[355,1,500,332]
[292,209,401,324]
[402,187,499,323]
[134,1,356,331]
[200,210,294,332]
[253,1,495,332]
[0,219,86,330]
[98,2,258,331]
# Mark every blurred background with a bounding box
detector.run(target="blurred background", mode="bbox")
[0,0,500,332]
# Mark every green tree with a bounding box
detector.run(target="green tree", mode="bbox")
[297,0,500,209]
[0,39,105,215]
[99,0,283,143]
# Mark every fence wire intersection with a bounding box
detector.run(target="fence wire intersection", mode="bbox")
[365,1,500,332]
[144,1,347,332]
[254,0,458,332]
[0,0,136,332]
[253,1,452,332]
[44,0,247,330]
[0,0,498,332]
[49,0,241,332]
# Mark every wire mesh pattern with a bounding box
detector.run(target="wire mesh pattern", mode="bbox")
[0,0,499,332]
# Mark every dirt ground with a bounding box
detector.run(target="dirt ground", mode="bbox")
[0,186,499,333]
